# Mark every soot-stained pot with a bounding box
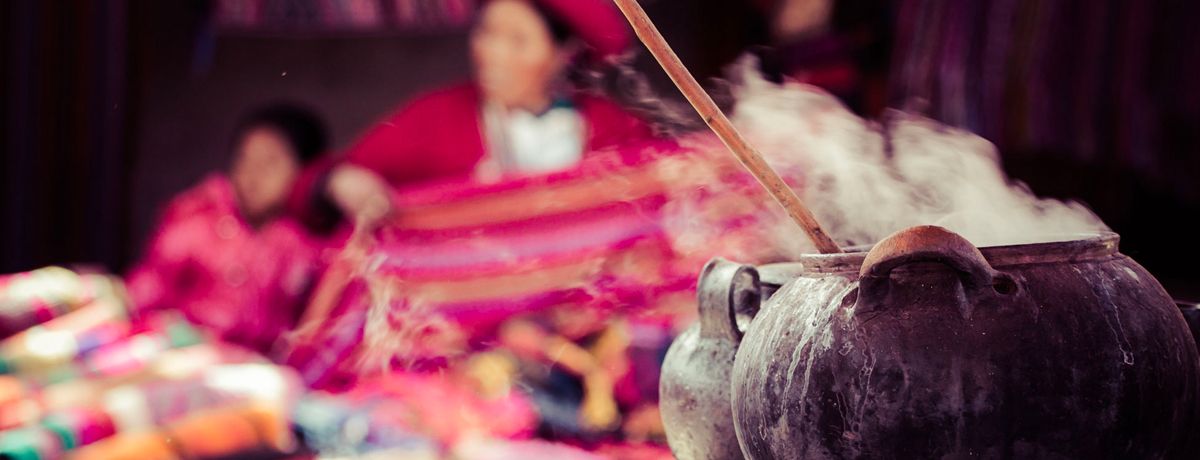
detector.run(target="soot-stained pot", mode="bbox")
[731,225,1200,459]
[1178,301,1200,350]
[660,258,760,460]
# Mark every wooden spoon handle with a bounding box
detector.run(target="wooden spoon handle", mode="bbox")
[613,0,843,254]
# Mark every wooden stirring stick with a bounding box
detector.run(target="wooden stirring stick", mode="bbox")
[613,0,843,254]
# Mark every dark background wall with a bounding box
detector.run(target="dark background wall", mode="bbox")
[2,1,130,273]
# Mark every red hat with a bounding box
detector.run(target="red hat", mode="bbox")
[486,0,633,61]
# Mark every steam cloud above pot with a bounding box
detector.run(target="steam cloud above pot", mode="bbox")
[663,58,1108,256]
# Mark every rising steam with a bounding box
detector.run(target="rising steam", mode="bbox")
[668,58,1108,254]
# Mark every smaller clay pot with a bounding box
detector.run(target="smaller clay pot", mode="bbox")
[660,258,760,460]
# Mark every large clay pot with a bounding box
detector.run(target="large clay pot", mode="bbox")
[661,258,760,460]
[731,226,1200,459]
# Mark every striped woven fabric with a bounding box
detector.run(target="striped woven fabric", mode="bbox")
[292,136,807,379]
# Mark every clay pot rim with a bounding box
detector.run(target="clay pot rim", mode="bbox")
[759,231,1120,285]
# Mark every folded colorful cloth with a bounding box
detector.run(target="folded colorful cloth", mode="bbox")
[3,315,205,390]
[291,391,437,457]
[0,425,66,460]
[76,317,204,380]
[0,269,125,341]
[39,408,116,451]
[0,408,118,459]
[68,403,295,460]
[0,347,297,459]
[102,361,301,434]
[66,431,176,460]
[292,370,536,456]
[168,403,295,459]
[453,438,604,460]
[0,299,130,378]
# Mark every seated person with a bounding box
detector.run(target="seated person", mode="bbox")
[126,104,329,356]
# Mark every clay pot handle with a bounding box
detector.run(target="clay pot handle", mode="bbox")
[698,258,761,341]
[856,226,997,313]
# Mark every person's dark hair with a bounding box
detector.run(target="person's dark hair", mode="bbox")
[527,1,574,45]
[230,103,328,166]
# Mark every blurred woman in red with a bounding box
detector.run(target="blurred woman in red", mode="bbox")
[285,0,671,443]
[292,0,655,229]
[126,104,329,355]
